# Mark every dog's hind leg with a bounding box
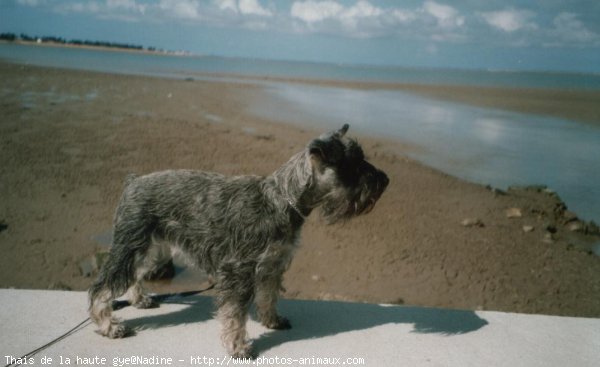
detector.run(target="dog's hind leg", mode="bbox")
[126,238,171,309]
[88,217,153,338]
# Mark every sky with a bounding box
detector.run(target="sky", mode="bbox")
[1,0,599,72]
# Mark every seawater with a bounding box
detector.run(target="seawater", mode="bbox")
[2,43,599,221]
[2,43,600,89]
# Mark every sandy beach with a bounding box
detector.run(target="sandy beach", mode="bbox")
[1,61,599,317]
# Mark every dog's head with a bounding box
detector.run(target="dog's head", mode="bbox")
[307,124,389,223]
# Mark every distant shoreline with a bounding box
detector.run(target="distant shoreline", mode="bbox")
[0,39,190,57]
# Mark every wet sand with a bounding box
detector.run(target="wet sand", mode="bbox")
[190,72,600,126]
[1,61,599,317]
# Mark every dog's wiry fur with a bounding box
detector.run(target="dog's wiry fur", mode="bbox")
[89,124,388,358]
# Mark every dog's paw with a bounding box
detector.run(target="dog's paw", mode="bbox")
[231,348,255,360]
[265,316,291,330]
[97,323,133,339]
[132,296,159,309]
[109,324,131,338]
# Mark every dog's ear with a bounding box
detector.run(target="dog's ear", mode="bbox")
[337,124,349,137]
[309,124,349,168]
[308,138,344,166]
[308,139,326,165]
[318,124,350,141]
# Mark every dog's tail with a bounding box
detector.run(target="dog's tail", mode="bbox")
[88,237,141,337]
[89,175,151,309]
[89,224,152,314]
[89,222,153,304]
[88,237,145,337]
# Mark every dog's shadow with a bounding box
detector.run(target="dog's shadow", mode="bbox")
[123,297,214,331]
[253,298,488,355]
[123,295,488,354]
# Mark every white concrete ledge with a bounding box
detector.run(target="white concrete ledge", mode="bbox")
[1,289,598,366]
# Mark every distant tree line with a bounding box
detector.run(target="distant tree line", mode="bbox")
[0,32,150,51]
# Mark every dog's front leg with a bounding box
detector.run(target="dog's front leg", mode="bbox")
[215,261,255,359]
[255,262,291,330]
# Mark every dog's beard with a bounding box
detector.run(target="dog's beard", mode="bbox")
[319,181,385,224]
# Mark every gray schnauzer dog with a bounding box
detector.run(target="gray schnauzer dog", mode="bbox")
[89,124,388,358]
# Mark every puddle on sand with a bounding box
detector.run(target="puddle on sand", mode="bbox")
[91,231,113,247]
[592,242,600,257]
[18,89,98,109]
[85,90,98,100]
[91,231,211,294]
[148,263,212,294]
[204,113,222,123]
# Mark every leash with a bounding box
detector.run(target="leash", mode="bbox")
[4,284,215,367]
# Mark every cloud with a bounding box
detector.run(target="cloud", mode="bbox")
[157,0,200,19]
[215,0,237,13]
[423,1,464,29]
[289,1,467,40]
[49,0,274,26]
[11,0,600,50]
[420,1,465,42]
[343,1,383,19]
[290,1,343,23]
[476,8,598,47]
[106,0,145,12]
[548,12,599,45]
[290,0,384,26]
[213,0,272,16]
[290,1,426,38]
[53,0,146,20]
[55,1,102,14]
[392,9,416,24]
[479,9,536,32]
[238,0,272,17]
[16,0,46,6]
